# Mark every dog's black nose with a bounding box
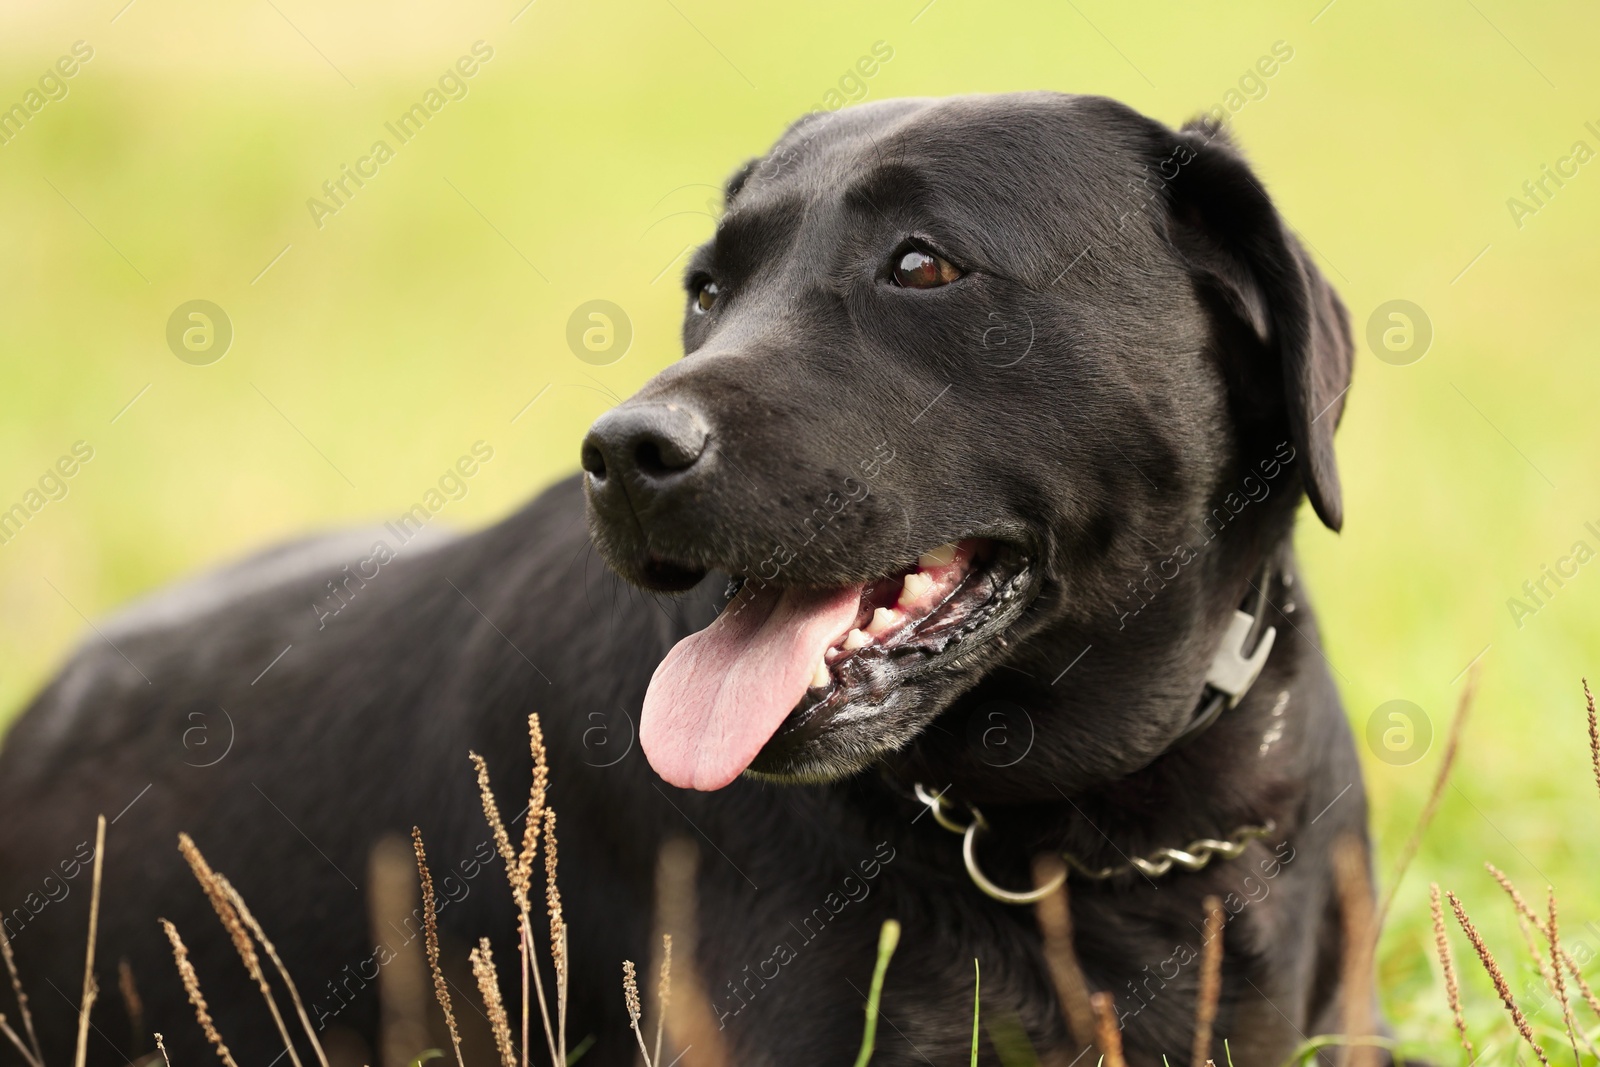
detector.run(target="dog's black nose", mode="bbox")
[582,403,710,489]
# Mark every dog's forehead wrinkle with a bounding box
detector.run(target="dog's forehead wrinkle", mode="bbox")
[839,162,929,222]
[728,110,1178,295]
[709,196,809,281]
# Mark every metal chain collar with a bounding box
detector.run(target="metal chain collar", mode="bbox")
[913,782,1276,905]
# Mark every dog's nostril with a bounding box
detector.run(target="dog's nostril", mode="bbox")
[634,438,701,476]
[635,440,667,475]
[580,442,608,480]
[582,403,710,494]
[622,411,708,478]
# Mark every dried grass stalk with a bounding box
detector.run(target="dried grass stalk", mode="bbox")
[1546,889,1581,1067]
[369,835,431,1067]
[0,1012,42,1067]
[520,714,549,885]
[520,922,530,1067]
[179,834,303,1067]
[1586,679,1598,803]
[178,836,258,976]
[161,918,240,1067]
[623,960,653,1067]
[1486,863,1542,933]
[412,828,465,1067]
[544,808,568,1064]
[118,958,145,1054]
[520,716,554,1067]
[1377,667,1476,931]
[1486,863,1600,1027]
[516,714,551,1067]
[474,737,558,1067]
[1430,883,1473,1063]
[470,752,524,907]
[1334,850,1377,1065]
[1333,835,1378,1067]
[1089,992,1126,1067]
[155,1032,171,1067]
[1191,895,1224,1067]
[1032,855,1095,1052]
[1485,862,1556,987]
[0,902,44,1067]
[653,935,672,1067]
[212,872,329,1067]
[654,840,728,1067]
[1560,945,1600,1025]
[470,938,516,1067]
[518,914,560,1067]
[1448,890,1548,1065]
[74,814,106,1067]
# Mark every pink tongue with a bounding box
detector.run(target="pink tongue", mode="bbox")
[641,583,863,791]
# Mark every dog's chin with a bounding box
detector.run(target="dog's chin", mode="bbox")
[738,540,1039,783]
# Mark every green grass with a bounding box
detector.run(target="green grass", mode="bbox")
[854,919,901,1067]
[2,2,1598,1062]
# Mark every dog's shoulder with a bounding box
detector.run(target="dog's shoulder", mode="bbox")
[100,525,451,641]
[0,476,596,774]
[0,528,437,770]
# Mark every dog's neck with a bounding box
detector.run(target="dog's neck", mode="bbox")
[1140,546,1283,755]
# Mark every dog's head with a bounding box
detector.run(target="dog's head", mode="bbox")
[582,93,1352,792]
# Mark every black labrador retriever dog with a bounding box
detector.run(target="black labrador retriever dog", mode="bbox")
[0,92,1366,1067]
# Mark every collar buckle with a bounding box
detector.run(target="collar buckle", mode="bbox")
[1205,608,1277,709]
[1166,561,1280,751]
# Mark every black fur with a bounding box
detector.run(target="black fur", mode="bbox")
[0,93,1371,1067]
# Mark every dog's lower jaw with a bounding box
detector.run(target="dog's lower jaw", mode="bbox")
[742,570,1043,784]
[741,680,944,782]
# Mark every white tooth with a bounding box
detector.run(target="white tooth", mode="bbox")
[899,572,933,607]
[918,543,958,568]
[867,606,899,636]
[825,648,841,663]
[843,628,871,651]
[810,659,831,689]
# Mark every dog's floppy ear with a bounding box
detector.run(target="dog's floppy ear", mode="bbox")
[1163,119,1353,531]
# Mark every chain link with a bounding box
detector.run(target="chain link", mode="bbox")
[1061,822,1277,880]
[914,782,1276,903]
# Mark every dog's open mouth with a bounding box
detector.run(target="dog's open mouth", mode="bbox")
[800,539,1022,704]
[640,538,1032,790]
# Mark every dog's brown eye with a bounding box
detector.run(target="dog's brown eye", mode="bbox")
[891,249,962,289]
[694,280,719,313]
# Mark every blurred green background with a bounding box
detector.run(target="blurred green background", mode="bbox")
[2,0,1596,1058]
